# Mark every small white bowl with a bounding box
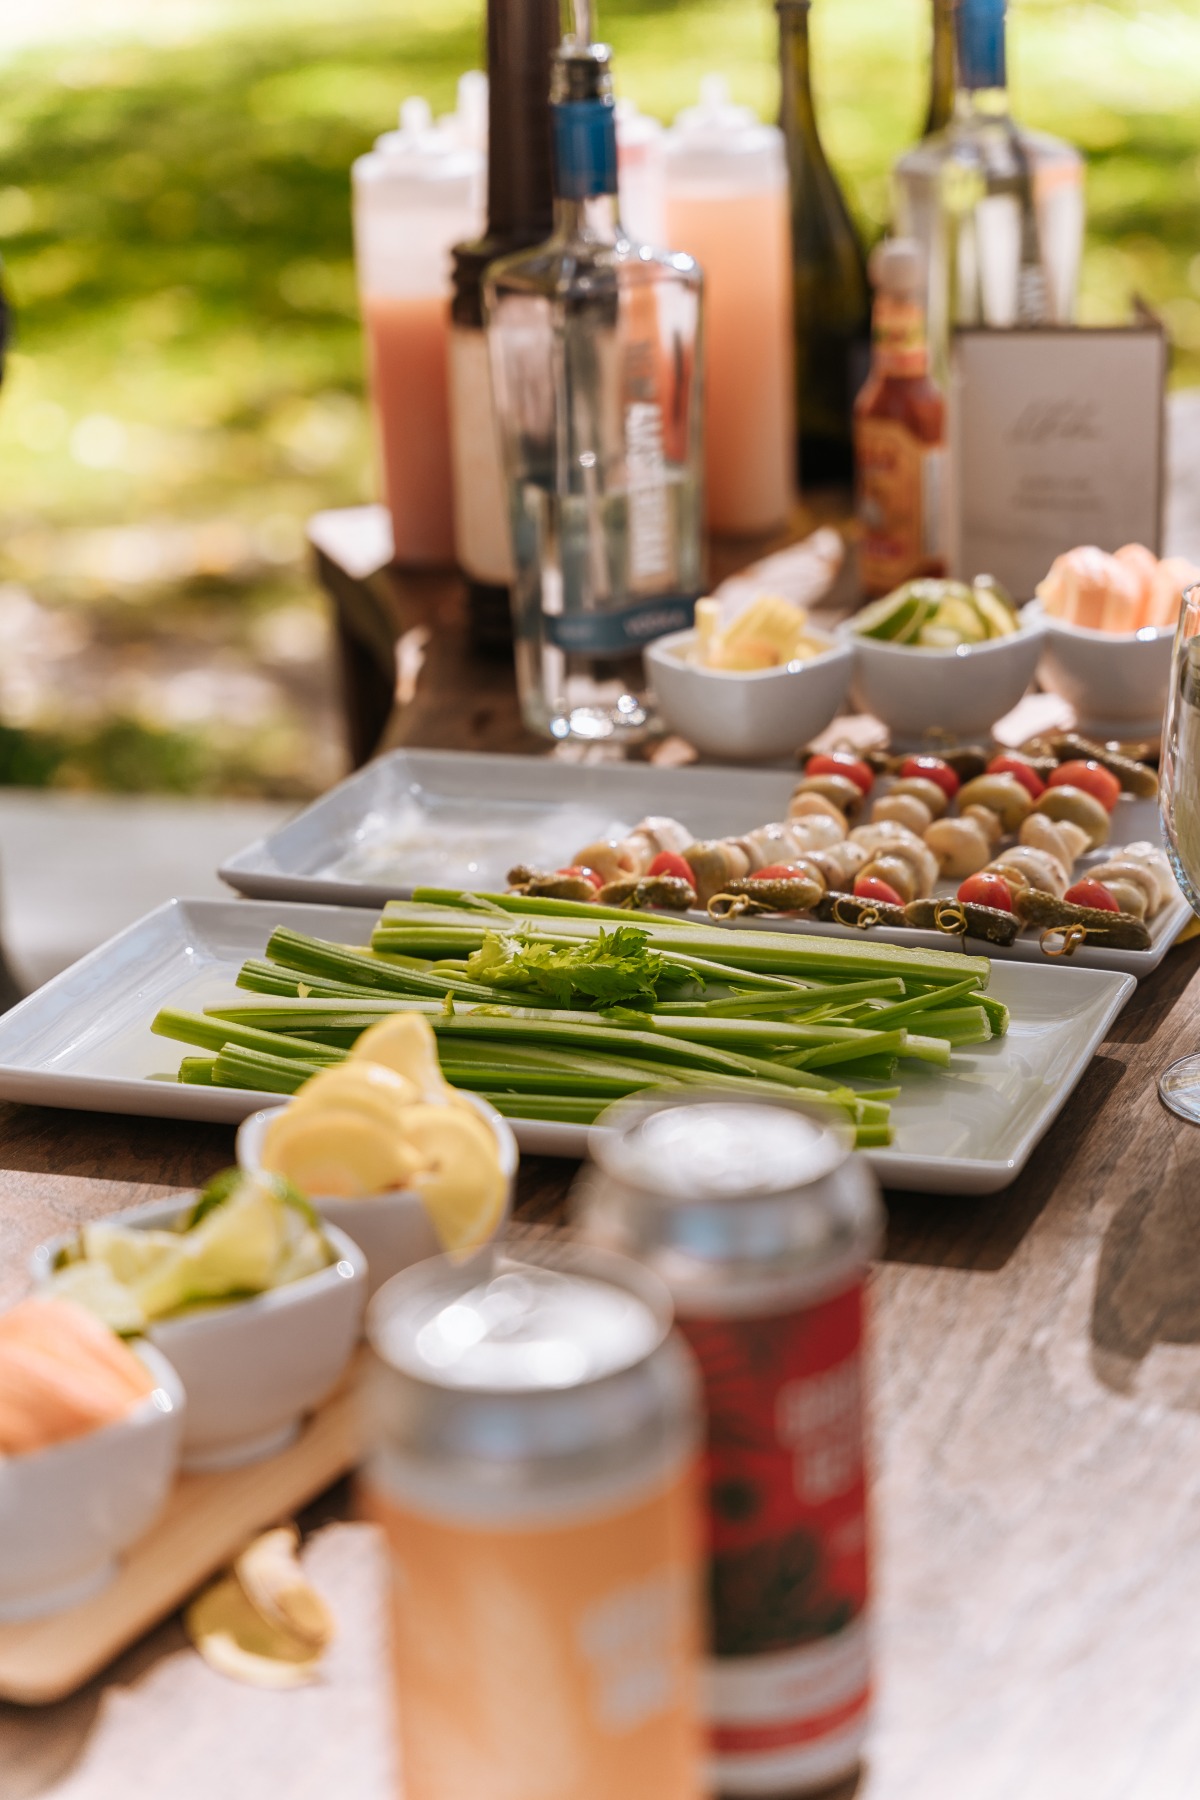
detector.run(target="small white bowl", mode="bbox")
[1027,600,1174,740]
[842,604,1045,746]
[32,1200,367,1473]
[644,627,854,761]
[0,1343,183,1622]
[235,1093,517,1298]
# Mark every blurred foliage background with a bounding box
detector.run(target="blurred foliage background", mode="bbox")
[0,0,1196,795]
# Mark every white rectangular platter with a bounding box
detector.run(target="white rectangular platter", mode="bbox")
[0,897,1134,1196]
[218,749,1187,978]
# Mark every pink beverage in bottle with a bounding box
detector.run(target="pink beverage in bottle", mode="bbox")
[360,1243,708,1800]
[576,1094,884,1796]
[352,99,483,567]
[665,77,794,537]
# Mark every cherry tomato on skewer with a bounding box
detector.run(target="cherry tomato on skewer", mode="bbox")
[1047,760,1121,813]
[556,865,603,890]
[898,754,959,800]
[754,863,805,881]
[853,874,905,907]
[646,851,696,886]
[1064,878,1119,912]
[804,752,874,796]
[956,873,1014,911]
[986,754,1045,800]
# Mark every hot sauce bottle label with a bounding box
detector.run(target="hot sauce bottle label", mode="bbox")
[675,1283,868,1660]
[857,416,944,594]
[872,294,928,380]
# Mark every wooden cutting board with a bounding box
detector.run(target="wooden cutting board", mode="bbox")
[0,1359,365,1706]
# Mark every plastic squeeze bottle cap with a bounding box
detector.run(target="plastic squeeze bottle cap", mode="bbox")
[665,73,785,191]
[352,93,483,296]
[444,71,488,156]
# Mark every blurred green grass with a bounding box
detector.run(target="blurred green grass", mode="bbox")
[0,0,1196,791]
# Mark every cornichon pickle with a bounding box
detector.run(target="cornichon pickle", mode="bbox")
[1013,887,1151,951]
[815,890,907,929]
[903,897,1021,946]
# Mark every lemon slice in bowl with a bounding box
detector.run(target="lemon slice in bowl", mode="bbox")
[285,1061,419,1130]
[260,1106,418,1198]
[400,1104,507,1257]
[349,1014,446,1098]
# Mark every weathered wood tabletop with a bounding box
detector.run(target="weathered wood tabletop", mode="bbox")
[5,538,1200,1800]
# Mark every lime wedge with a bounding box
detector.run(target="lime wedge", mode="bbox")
[973,589,1018,638]
[48,1261,146,1335]
[82,1221,182,1286]
[930,594,987,644]
[851,587,929,641]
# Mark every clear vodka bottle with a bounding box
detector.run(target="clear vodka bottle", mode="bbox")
[893,0,1084,383]
[484,33,704,744]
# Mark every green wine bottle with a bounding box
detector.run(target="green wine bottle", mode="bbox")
[924,0,957,136]
[777,0,870,489]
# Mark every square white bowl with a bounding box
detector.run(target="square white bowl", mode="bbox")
[32,1199,367,1472]
[644,627,854,761]
[1027,599,1174,740]
[841,605,1045,746]
[0,1341,184,1621]
[236,1093,518,1297]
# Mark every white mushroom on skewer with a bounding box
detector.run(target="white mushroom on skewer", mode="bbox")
[873,792,933,835]
[1018,813,1090,867]
[849,822,938,895]
[962,803,1003,848]
[804,841,869,889]
[1085,858,1161,919]
[787,814,849,852]
[788,792,847,827]
[571,838,639,883]
[683,840,752,903]
[857,853,920,903]
[993,844,1071,898]
[1119,842,1175,910]
[924,816,992,878]
[789,774,864,819]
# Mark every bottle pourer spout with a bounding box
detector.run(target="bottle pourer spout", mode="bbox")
[567,0,593,48]
[399,96,433,136]
[699,73,730,111]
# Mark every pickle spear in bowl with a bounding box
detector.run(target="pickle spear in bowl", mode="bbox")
[237,1014,516,1296]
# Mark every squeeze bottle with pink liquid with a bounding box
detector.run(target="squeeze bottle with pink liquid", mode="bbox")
[665,76,794,538]
[352,99,484,567]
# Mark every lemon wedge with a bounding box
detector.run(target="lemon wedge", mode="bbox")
[401,1103,507,1257]
[261,1105,419,1197]
[349,1014,446,1098]
[286,1060,419,1131]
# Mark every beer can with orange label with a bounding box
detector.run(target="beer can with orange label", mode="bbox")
[361,1241,708,1800]
[577,1095,884,1796]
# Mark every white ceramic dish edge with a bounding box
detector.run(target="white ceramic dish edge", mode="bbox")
[0,897,1137,1198]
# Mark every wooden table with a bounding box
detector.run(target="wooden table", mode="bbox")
[7,554,1200,1799]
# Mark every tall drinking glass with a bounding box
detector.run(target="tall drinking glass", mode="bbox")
[1158,583,1200,1119]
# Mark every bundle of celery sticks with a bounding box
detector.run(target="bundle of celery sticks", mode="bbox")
[152,889,1008,1148]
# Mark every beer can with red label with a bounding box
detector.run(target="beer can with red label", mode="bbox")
[574,1094,884,1796]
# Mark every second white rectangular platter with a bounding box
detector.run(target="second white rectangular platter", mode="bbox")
[0,897,1134,1196]
[218,749,1187,978]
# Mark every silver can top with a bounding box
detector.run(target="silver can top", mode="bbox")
[365,1244,697,1501]
[580,1095,883,1305]
[371,1259,664,1393]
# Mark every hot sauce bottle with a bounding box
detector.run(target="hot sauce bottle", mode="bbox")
[853,238,946,598]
